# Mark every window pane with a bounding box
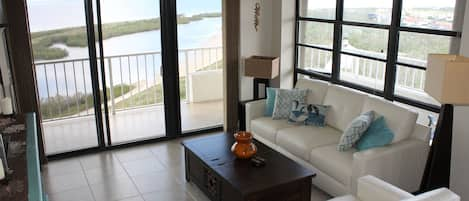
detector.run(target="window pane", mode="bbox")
[344,0,392,24]
[297,47,333,74]
[395,65,439,105]
[398,32,453,67]
[298,21,334,48]
[342,25,388,59]
[299,0,336,19]
[340,54,385,90]
[401,0,457,31]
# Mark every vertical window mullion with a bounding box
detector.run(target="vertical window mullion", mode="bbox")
[331,0,344,83]
[383,0,402,100]
[294,0,301,85]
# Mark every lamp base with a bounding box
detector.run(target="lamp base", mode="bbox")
[420,104,453,192]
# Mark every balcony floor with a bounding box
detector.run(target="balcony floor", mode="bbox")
[43,100,223,155]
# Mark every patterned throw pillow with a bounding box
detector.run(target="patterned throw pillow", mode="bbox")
[355,116,395,151]
[272,89,308,119]
[337,111,375,152]
[288,100,309,124]
[288,100,330,127]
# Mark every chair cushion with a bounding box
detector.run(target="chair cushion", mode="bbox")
[362,96,418,143]
[250,117,296,143]
[276,126,342,161]
[295,78,330,105]
[323,85,367,131]
[310,145,356,186]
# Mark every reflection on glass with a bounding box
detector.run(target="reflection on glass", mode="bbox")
[344,0,392,24]
[297,47,333,74]
[340,54,385,90]
[298,21,334,48]
[299,0,336,19]
[395,65,439,105]
[342,25,388,59]
[401,0,457,31]
[398,31,452,67]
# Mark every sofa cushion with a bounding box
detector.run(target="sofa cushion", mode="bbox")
[250,117,296,143]
[288,101,330,127]
[272,89,308,119]
[276,126,342,161]
[295,78,330,104]
[337,111,375,152]
[356,116,394,151]
[264,88,278,117]
[362,96,418,143]
[310,145,356,186]
[323,85,367,131]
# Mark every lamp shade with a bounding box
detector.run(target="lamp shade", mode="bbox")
[424,54,469,105]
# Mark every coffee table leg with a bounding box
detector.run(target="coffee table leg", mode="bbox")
[184,148,190,182]
[302,178,312,201]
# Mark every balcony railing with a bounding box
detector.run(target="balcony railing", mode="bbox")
[299,47,436,104]
[35,47,223,121]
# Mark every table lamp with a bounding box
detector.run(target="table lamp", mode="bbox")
[420,54,469,192]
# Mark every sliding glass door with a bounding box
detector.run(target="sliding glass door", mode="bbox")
[176,0,224,133]
[96,0,166,145]
[27,0,223,155]
[27,0,102,155]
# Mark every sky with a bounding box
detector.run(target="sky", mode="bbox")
[310,0,456,9]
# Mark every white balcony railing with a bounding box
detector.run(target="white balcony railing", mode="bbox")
[300,47,437,104]
[35,47,223,121]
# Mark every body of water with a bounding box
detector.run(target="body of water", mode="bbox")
[28,0,223,99]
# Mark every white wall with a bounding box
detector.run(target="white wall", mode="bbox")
[240,0,273,101]
[239,0,296,101]
[271,0,296,90]
[452,1,469,200]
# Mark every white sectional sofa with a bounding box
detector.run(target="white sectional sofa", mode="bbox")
[245,78,431,196]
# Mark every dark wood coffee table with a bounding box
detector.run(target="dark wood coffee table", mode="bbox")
[182,133,315,201]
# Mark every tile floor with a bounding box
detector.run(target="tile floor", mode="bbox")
[42,133,332,201]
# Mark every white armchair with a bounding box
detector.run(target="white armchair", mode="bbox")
[329,176,460,201]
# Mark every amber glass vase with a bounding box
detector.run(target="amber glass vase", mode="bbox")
[231,131,257,159]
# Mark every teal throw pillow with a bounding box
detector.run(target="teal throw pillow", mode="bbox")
[337,111,375,152]
[272,89,308,119]
[264,88,277,117]
[288,100,330,127]
[355,116,394,151]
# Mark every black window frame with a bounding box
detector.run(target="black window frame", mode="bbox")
[294,0,463,113]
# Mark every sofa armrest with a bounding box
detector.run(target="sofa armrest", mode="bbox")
[403,188,460,201]
[245,99,266,131]
[351,139,429,194]
[356,175,413,201]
